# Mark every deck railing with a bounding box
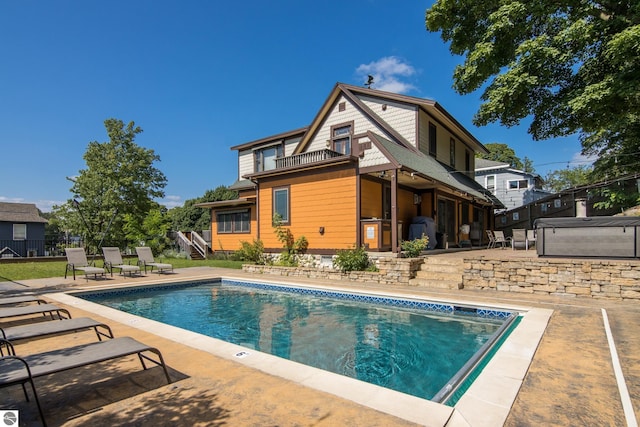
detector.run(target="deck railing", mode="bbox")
[275,149,344,169]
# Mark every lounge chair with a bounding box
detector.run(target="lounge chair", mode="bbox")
[0,336,172,426]
[0,317,113,344]
[526,229,537,250]
[486,230,496,249]
[135,247,173,274]
[102,247,141,277]
[64,248,106,281]
[0,296,46,306]
[511,229,527,250]
[493,230,511,249]
[0,304,71,322]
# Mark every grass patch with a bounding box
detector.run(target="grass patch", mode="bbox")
[0,258,244,281]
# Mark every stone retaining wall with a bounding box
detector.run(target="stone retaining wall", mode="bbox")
[241,257,424,286]
[463,258,640,301]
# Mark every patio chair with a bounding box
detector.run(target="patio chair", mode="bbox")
[511,229,527,250]
[486,230,496,249]
[0,296,46,307]
[135,247,173,274]
[0,304,71,322]
[64,248,106,281]
[493,230,512,249]
[102,247,141,277]
[526,229,537,250]
[0,336,172,427]
[0,317,113,346]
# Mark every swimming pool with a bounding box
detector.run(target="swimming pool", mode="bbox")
[78,278,518,404]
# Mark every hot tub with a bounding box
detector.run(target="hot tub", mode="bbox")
[535,216,640,258]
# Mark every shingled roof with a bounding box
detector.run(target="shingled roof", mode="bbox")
[0,202,48,223]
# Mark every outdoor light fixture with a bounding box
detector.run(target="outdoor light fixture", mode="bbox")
[319,227,325,235]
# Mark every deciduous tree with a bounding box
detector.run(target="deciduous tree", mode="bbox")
[426,0,640,179]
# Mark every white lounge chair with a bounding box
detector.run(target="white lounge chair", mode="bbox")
[526,229,537,250]
[64,248,106,281]
[486,230,496,249]
[102,247,141,277]
[493,230,512,249]
[511,229,527,250]
[135,247,173,274]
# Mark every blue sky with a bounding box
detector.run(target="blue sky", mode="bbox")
[0,1,587,212]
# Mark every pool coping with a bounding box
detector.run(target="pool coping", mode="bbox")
[49,274,552,427]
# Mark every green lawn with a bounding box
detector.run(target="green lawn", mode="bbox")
[0,258,244,281]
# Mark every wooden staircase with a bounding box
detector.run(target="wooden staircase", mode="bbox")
[409,256,464,289]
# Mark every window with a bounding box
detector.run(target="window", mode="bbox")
[449,138,456,167]
[13,224,27,240]
[508,179,529,190]
[217,211,250,234]
[331,123,352,155]
[486,175,495,192]
[273,187,290,223]
[554,199,562,208]
[255,144,283,172]
[513,212,520,221]
[465,150,471,174]
[428,123,437,156]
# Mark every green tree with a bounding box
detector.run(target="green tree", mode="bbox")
[426,1,640,179]
[57,118,167,252]
[123,207,171,254]
[167,186,238,232]
[477,143,524,170]
[543,165,594,192]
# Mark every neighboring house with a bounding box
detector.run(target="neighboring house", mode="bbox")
[198,83,503,254]
[474,158,552,211]
[0,202,48,257]
[495,172,640,232]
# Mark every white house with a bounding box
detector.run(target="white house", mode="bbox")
[474,158,552,211]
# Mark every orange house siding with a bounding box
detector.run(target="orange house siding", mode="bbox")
[210,207,258,251]
[360,178,383,218]
[259,168,357,251]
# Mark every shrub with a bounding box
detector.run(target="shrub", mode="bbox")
[400,236,429,258]
[273,214,308,266]
[234,239,267,264]
[333,245,371,272]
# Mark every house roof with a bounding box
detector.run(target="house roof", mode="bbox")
[294,83,488,155]
[369,132,504,208]
[475,158,510,171]
[0,202,48,223]
[230,127,308,151]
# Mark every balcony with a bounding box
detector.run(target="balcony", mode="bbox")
[275,149,345,169]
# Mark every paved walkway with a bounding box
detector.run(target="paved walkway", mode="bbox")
[1,251,639,426]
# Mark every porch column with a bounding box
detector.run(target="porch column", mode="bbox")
[391,169,398,252]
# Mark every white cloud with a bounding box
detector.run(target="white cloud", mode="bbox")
[356,56,417,94]
[0,196,63,213]
[570,151,597,167]
[160,195,183,209]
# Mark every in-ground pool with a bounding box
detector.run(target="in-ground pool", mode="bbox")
[78,278,518,404]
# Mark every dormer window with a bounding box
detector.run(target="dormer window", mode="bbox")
[331,122,353,155]
[255,144,283,172]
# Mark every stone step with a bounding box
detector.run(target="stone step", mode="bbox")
[414,270,462,281]
[409,278,463,290]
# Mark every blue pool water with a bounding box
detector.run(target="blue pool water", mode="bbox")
[80,279,514,402]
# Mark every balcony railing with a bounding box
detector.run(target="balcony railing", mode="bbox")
[275,149,345,169]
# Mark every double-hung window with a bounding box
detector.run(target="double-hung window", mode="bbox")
[428,123,437,156]
[217,210,250,233]
[13,224,27,240]
[486,175,496,193]
[273,187,290,224]
[255,144,283,172]
[331,123,352,155]
[449,138,456,167]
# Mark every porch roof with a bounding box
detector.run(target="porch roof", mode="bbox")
[369,133,504,208]
[194,197,255,209]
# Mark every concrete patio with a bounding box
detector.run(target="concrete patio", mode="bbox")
[1,249,638,426]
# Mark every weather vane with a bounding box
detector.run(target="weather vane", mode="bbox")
[365,75,374,89]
